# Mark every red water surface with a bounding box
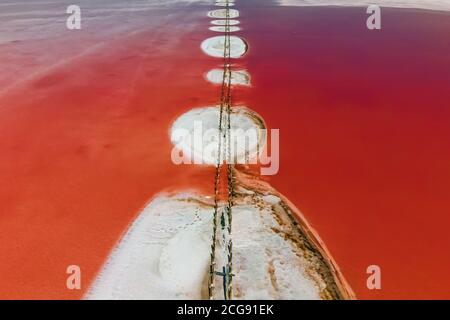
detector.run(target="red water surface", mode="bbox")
[0,3,449,299]
[239,6,450,299]
[0,5,218,299]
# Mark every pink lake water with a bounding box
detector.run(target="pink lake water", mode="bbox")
[0,0,449,299]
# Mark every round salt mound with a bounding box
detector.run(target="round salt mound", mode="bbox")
[209,26,241,32]
[215,1,235,6]
[211,19,240,26]
[207,9,239,19]
[205,69,250,86]
[170,106,265,165]
[215,0,235,3]
[201,36,247,58]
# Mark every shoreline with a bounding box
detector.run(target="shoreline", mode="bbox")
[277,0,450,12]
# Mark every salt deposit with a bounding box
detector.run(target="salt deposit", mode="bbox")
[209,26,241,32]
[170,106,265,165]
[207,9,240,19]
[278,0,450,11]
[201,36,248,58]
[87,181,354,299]
[205,68,250,86]
[211,19,240,25]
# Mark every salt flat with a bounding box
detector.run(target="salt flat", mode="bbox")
[278,0,450,11]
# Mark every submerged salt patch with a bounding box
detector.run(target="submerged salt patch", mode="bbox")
[201,35,247,58]
[205,69,250,86]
